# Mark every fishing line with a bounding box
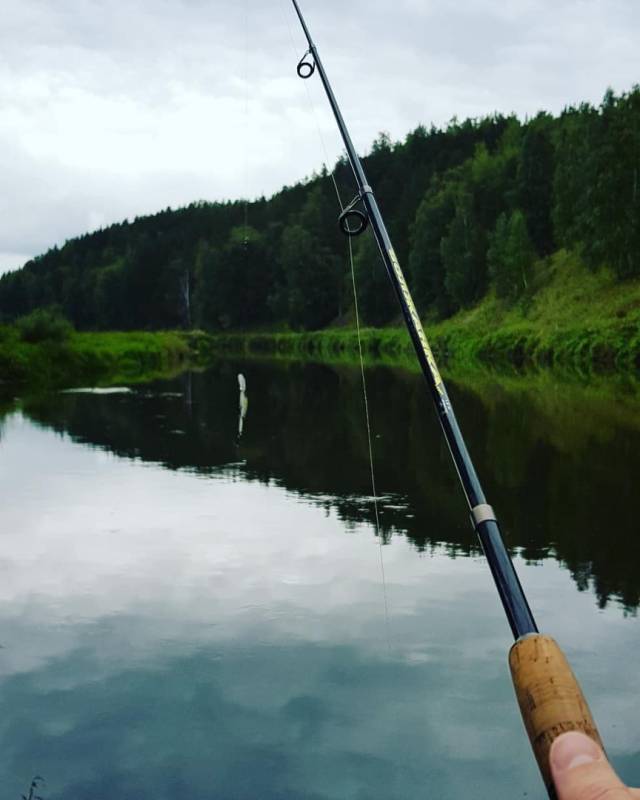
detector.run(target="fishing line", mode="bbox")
[279,0,392,654]
[347,234,392,656]
[243,0,250,243]
[277,0,344,209]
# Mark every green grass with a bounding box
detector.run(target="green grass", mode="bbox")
[2,250,638,392]
[205,251,640,375]
[427,251,640,371]
[0,328,211,390]
[206,327,414,366]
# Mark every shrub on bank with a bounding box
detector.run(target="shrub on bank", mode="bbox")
[16,308,74,343]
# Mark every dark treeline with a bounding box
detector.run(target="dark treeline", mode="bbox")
[1,87,639,331]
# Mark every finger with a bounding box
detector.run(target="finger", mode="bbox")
[550,731,636,800]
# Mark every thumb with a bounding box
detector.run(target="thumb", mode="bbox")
[550,731,634,800]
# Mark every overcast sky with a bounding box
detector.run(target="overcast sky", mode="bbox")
[1,0,639,275]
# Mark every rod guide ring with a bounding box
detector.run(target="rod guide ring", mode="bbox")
[339,208,369,237]
[297,51,316,79]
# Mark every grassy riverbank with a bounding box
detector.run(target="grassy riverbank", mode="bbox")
[207,252,640,374]
[0,326,211,390]
[431,251,640,371]
[2,251,639,391]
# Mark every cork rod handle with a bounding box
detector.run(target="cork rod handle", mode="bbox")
[509,634,603,796]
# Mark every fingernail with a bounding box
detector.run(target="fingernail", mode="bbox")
[551,732,602,772]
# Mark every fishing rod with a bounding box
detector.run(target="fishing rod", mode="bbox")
[289,1,602,795]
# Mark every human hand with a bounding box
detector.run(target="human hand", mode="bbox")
[550,731,640,800]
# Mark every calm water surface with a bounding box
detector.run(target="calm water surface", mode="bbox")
[1,360,639,799]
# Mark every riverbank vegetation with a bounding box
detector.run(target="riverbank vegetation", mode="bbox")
[0,87,640,369]
[205,250,640,372]
[2,244,639,391]
[0,310,209,389]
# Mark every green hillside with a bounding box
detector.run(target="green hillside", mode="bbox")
[0,87,638,366]
[202,251,640,372]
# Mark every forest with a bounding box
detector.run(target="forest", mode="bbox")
[0,86,638,333]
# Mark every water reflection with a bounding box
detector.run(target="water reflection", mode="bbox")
[1,362,639,799]
[10,360,640,612]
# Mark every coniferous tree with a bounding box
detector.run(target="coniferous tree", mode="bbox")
[280,225,340,330]
[517,113,555,255]
[408,179,457,318]
[441,192,485,308]
[553,103,598,259]
[352,232,396,326]
[193,241,222,329]
[94,262,127,329]
[488,211,534,301]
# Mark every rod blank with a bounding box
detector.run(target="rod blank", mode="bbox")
[288,2,603,794]
[289,0,536,640]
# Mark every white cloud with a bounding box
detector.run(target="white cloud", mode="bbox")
[1,0,639,263]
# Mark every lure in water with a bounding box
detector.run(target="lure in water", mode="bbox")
[237,373,248,442]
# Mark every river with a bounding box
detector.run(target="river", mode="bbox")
[1,360,638,799]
